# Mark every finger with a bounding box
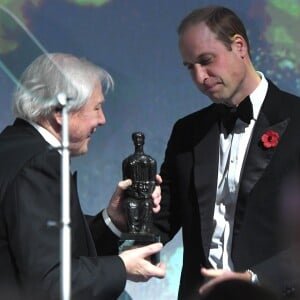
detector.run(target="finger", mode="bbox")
[201,267,225,278]
[141,243,163,257]
[156,262,167,272]
[152,206,161,214]
[198,275,225,296]
[152,195,161,213]
[151,264,166,279]
[151,183,161,213]
[152,185,160,197]
[143,259,166,279]
[139,242,163,258]
[155,174,162,185]
[152,202,161,213]
[199,280,214,296]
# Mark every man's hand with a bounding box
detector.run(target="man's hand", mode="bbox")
[119,242,166,282]
[107,175,162,231]
[151,174,162,213]
[106,178,132,231]
[199,267,251,296]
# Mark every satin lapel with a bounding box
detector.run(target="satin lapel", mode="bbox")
[194,121,220,258]
[235,87,290,231]
[239,114,289,199]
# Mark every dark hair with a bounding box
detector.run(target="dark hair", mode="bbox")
[177,6,251,56]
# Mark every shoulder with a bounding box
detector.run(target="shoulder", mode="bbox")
[165,104,218,151]
[264,80,300,122]
[267,80,300,104]
[173,104,217,132]
[0,123,60,195]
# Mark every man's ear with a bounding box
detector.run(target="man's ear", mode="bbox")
[231,34,248,58]
[53,108,63,126]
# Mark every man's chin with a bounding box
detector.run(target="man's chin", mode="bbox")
[210,97,226,105]
[201,90,223,103]
[70,147,88,157]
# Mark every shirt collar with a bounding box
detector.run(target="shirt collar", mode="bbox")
[249,71,268,121]
[27,120,61,151]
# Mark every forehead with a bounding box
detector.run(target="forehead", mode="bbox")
[80,81,104,110]
[89,81,104,102]
[179,22,223,60]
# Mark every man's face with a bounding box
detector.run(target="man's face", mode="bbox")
[179,22,247,105]
[68,82,106,156]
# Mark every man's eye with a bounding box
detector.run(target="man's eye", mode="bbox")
[198,57,212,65]
[183,63,194,70]
[186,64,194,70]
[184,57,212,70]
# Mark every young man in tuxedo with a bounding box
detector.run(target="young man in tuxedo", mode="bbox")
[0,53,165,300]
[152,5,300,299]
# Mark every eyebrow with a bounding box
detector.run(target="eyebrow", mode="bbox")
[95,99,105,108]
[183,53,213,66]
[183,56,201,67]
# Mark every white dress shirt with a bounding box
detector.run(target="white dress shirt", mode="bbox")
[208,72,268,270]
[28,120,62,151]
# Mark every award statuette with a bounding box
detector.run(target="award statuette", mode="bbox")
[119,132,160,264]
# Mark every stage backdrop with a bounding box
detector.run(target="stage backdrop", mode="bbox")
[0,0,299,299]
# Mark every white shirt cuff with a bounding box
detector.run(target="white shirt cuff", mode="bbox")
[247,269,259,284]
[102,208,122,237]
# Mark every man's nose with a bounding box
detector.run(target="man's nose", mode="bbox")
[191,64,207,85]
[98,108,106,125]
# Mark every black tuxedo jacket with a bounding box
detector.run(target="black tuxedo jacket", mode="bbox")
[0,119,125,300]
[153,81,300,299]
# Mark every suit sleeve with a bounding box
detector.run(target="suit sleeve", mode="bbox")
[86,212,120,256]
[4,149,126,300]
[251,245,300,298]
[152,120,186,244]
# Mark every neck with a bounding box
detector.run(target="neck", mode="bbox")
[37,117,62,142]
[229,67,261,107]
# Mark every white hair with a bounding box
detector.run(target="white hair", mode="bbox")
[13,53,114,122]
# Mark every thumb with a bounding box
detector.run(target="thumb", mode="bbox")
[118,179,132,191]
[107,179,132,220]
[112,179,132,198]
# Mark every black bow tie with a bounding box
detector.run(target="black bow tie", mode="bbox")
[218,96,253,134]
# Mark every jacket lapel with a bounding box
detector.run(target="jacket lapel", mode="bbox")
[193,107,220,259]
[238,114,289,200]
[235,82,290,231]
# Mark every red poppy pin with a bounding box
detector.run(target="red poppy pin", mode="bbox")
[261,130,280,149]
